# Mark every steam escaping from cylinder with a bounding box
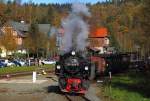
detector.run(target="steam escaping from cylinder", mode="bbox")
[62,2,91,53]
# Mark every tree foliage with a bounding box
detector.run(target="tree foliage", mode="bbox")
[0,1,149,56]
[24,22,48,57]
[0,27,17,52]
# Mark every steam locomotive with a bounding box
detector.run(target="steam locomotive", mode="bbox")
[55,51,91,94]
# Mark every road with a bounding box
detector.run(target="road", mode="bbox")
[0,73,101,101]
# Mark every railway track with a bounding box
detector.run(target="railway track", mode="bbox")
[64,93,91,101]
[0,70,54,79]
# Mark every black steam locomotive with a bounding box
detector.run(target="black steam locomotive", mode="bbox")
[55,51,91,94]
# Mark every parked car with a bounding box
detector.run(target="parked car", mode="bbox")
[13,60,26,66]
[41,59,56,65]
[0,59,15,67]
[7,61,15,67]
[0,59,7,66]
[19,60,26,66]
[13,60,21,66]
[0,62,7,68]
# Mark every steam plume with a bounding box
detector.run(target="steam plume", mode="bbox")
[62,2,91,53]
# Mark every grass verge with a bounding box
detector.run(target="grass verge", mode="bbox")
[99,71,150,101]
[0,64,54,75]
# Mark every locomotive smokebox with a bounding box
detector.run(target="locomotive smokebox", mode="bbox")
[55,50,91,93]
[55,50,90,76]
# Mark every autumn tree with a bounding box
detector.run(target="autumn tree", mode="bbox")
[0,27,17,55]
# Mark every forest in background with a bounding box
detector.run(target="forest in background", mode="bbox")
[0,0,150,57]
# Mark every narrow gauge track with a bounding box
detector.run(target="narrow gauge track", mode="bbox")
[0,70,54,79]
[64,93,91,101]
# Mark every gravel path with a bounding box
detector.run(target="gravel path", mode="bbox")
[0,74,101,101]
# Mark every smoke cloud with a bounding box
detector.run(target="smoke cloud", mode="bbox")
[62,2,91,53]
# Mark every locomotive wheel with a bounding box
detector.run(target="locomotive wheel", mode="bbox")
[89,63,96,80]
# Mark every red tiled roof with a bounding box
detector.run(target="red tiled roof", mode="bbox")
[90,28,108,38]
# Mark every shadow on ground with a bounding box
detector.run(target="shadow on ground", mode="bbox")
[46,85,63,94]
[46,76,58,82]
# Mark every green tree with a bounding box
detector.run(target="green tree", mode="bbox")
[28,22,48,57]
[23,33,34,58]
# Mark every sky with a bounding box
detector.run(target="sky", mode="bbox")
[19,0,106,4]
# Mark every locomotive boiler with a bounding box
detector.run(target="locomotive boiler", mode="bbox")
[55,51,91,94]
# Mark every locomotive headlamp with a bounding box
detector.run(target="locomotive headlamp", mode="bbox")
[85,66,88,70]
[71,51,75,55]
[56,65,61,69]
